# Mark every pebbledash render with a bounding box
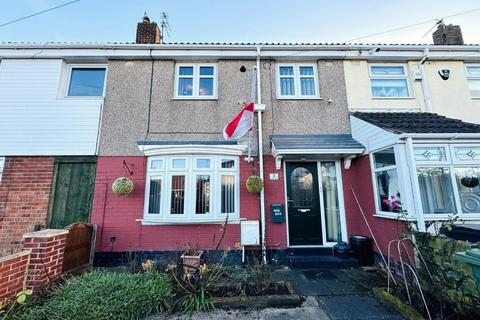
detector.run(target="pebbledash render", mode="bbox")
[2,17,480,266]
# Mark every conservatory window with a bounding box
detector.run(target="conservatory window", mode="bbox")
[454,167,480,214]
[372,148,401,213]
[369,65,410,98]
[417,167,457,215]
[144,155,239,221]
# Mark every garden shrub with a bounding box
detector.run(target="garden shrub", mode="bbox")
[11,271,173,320]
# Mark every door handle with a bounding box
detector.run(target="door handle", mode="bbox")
[299,209,311,213]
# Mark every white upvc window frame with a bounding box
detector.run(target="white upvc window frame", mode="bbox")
[276,63,320,99]
[465,64,480,99]
[143,155,239,223]
[0,157,5,185]
[370,146,402,217]
[413,143,480,220]
[63,64,108,99]
[174,63,218,99]
[368,63,412,99]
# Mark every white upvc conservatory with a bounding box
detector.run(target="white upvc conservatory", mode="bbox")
[351,114,480,232]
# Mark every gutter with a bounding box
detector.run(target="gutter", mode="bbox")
[397,133,480,139]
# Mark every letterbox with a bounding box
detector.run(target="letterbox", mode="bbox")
[271,203,284,223]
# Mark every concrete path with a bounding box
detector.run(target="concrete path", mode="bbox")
[147,268,404,320]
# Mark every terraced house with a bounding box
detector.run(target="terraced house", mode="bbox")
[2,18,480,266]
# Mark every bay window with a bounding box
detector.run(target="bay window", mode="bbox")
[144,155,239,222]
[372,147,401,214]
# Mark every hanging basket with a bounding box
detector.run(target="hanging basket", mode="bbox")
[112,177,134,196]
[461,176,479,188]
[246,175,263,193]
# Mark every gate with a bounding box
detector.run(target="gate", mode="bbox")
[62,222,96,274]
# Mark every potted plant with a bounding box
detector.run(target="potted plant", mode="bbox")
[181,245,203,273]
[246,175,263,193]
[112,177,134,195]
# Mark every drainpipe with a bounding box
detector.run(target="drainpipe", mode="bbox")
[256,46,267,264]
[405,137,426,232]
[419,48,433,113]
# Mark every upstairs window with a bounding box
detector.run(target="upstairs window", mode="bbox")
[67,66,106,97]
[466,66,480,98]
[369,65,410,98]
[277,64,319,99]
[175,64,217,98]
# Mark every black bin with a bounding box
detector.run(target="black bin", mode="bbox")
[350,236,373,266]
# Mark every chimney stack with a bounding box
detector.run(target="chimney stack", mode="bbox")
[136,14,161,44]
[432,22,464,45]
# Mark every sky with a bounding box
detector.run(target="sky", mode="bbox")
[1,0,480,44]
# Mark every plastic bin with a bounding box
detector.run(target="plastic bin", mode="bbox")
[455,248,480,295]
[350,235,374,266]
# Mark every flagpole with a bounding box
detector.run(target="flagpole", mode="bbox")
[256,46,267,265]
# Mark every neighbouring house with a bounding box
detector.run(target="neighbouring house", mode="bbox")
[2,17,480,266]
[0,49,105,254]
[343,23,480,124]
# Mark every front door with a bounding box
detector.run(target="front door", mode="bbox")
[47,157,97,228]
[286,162,322,245]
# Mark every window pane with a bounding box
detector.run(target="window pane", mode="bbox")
[321,162,342,242]
[178,78,193,96]
[454,167,480,214]
[279,66,294,75]
[179,67,193,75]
[370,66,405,76]
[148,176,162,214]
[375,169,401,212]
[468,79,480,97]
[195,175,210,214]
[200,66,214,76]
[280,78,295,95]
[373,148,396,168]
[455,147,480,161]
[221,159,235,169]
[221,175,235,213]
[170,175,185,214]
[299,66,314,75]
[414,147,447,162]
[291,167,313,207]
[199,78,214,96]
[68,68,106,97]
[151,160,163,170]
[467,66,480,76]
[300,77,316,96]
[371,79,409,97]
[196,159,211,169]
[417,167,457,214]
[172,159,186,169]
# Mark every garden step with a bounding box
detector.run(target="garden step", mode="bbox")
[288,255,359,269]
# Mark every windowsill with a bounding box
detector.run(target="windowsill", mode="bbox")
[60,96,105,100]
[373,213,416,221]
[423,215,480,221]
[371,97,415,100]
[137,217,243,225]
[276,96,323,100]
[172,97,218,101]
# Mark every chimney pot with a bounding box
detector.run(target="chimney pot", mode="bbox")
[136,15,161,44]
[432,23,464,45]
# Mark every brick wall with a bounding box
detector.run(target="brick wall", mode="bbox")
[342,155,405,259]
[23,229,68,291]
[0,157,55,255]
[0,250,30,305]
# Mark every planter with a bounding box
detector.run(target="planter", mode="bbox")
[111,177,134,196]
[181,251,203,273]
[246,176,263,193]
[212,281,302,309]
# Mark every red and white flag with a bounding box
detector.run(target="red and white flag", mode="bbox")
[223,102,254,140]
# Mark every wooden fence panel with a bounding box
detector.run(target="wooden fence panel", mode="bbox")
[62,222,95,274]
